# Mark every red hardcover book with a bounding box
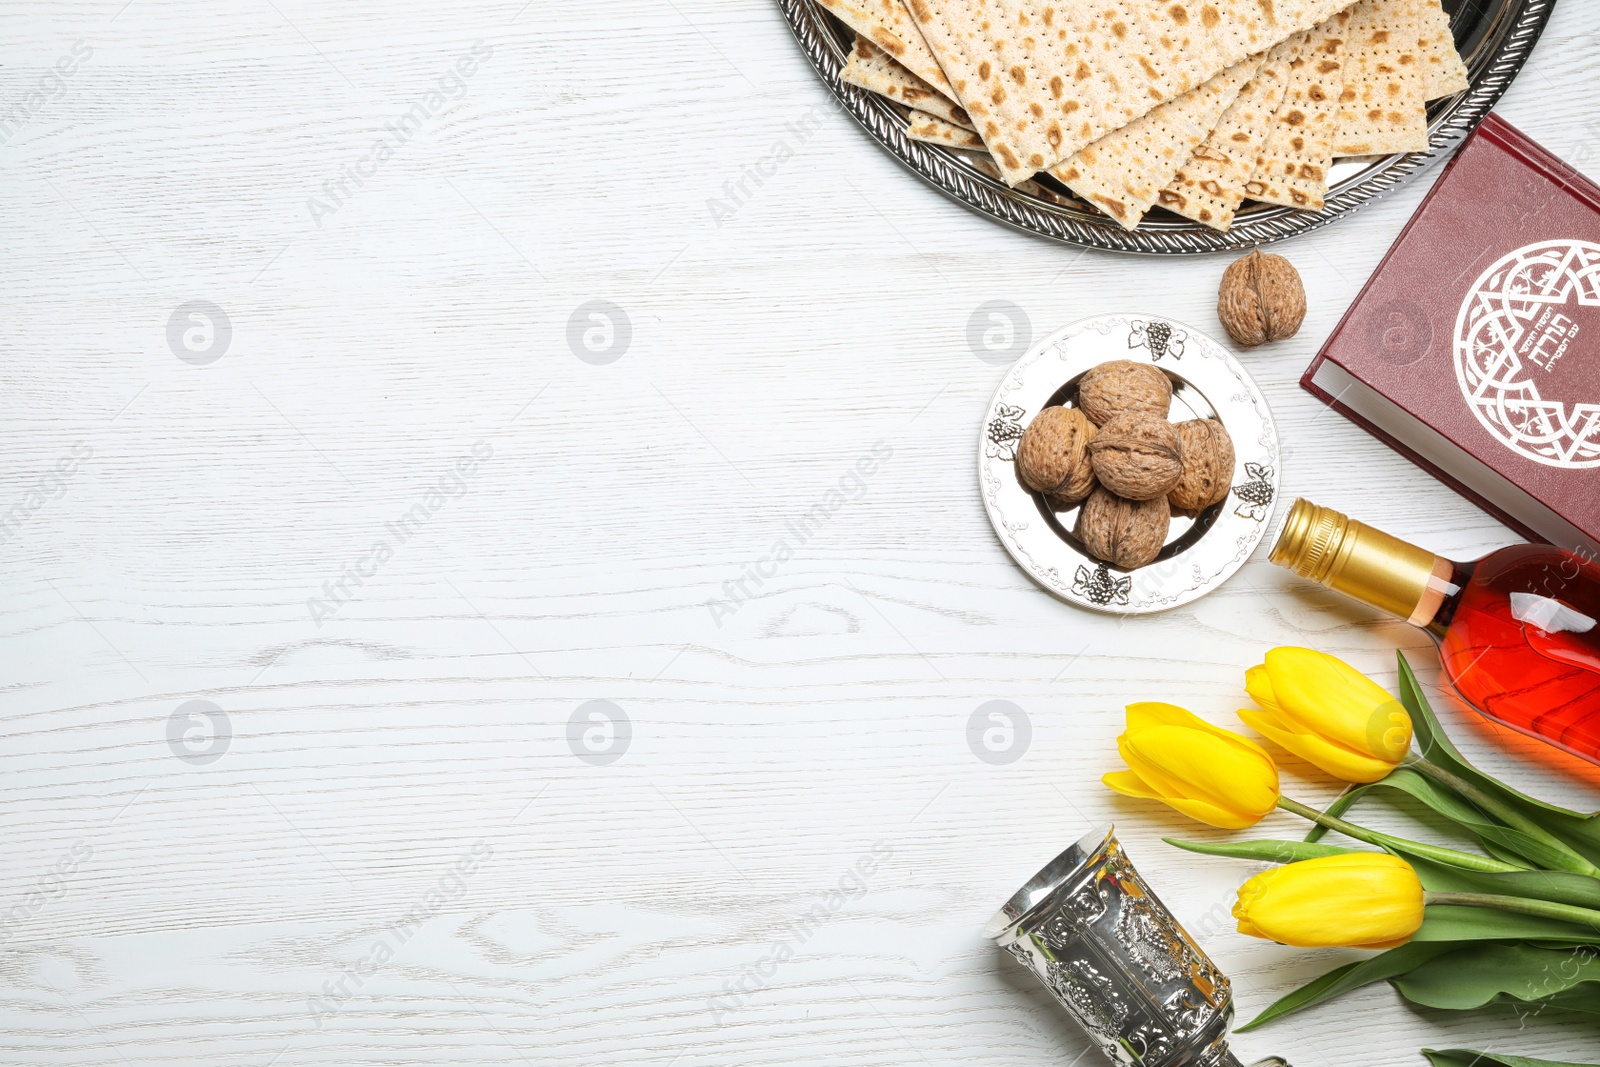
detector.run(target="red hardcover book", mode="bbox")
[1303,113,1600,558]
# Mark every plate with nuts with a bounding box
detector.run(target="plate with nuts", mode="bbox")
[980,314,1280,614]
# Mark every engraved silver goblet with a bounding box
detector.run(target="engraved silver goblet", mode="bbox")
[985,826,1287,1067]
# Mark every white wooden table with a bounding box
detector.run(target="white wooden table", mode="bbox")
[4,2,1599,1064]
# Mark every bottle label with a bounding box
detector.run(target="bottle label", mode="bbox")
[1407,557,1460,627]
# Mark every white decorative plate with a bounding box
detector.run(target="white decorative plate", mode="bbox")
[979,314,1281,614]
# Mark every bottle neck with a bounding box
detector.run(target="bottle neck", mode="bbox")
[1270,500,1462,628]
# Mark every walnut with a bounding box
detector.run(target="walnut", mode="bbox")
[1076,360,1172,425]
[1075,487,1170,569]
[1017,406,1098,505]
[1167,418,1236,512]
[1218,248,1307,348]
[1087,413,1184,501]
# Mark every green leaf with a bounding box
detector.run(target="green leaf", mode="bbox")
[1408,855,1600,910]
[1364,766,1582,872]
[1485,839,1543,870]
[1398,653,1600,867]
[1401,652,1479,777]
[1471,824,1593,875]
[1424,1050,1600,1067]
[1305,783,1370,843]
[1235,941,1451,1031]
[1328,766,1550,870]
[1377,835,1524,874]
[1371,766,1492,825]
[1537,988,1600,1015]
[1415,905,1600,945]
[1391,942,1600,1009]
[1164,837,1356,864]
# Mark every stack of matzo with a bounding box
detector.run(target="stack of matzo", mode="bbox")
[825,0,1469,231]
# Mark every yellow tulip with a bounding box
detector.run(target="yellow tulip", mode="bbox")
[1102,702,1280,830]
[1239,647,1412,783]
[1233,852,1425,949]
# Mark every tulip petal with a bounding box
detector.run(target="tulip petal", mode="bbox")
[1125,701,1199,731]
[1354,936,1414,950]
[1233,853,1424,948]
[1158,795,1267,830]
[1124,702,1275,761]
[1103,768,1263,829]
[1119,726,1279,821]
[1264,647,1414,762]
[1238,707,1398,784]
[1101,770,1163,800]
[1244,664,1280,714]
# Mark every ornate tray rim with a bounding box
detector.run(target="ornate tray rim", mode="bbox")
[777,0,1558,255]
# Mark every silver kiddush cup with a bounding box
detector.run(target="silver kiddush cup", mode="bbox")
[985,826,1283,1067]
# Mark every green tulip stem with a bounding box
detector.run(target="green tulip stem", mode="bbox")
[1403,756,1600,878]
[1276,796,1525,874]
[1425,891,1600,932]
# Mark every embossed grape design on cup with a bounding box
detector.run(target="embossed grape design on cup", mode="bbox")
[985,827,1289,1067]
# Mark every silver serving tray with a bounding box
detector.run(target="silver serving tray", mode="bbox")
[779,0,1557,254]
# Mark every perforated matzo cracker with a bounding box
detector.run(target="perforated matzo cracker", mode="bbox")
[903,0,1179,185]
[1050,54,1262,230]
[902,0,1363,186]
[842,35,976,129]
[907,110,988,148]
[1418,0,1468,99]
[1331,0,1427,156]
[818,0,959,102]
[1159,32,1302,230]
[1247,12,1349,210]
[968,156,1068,202]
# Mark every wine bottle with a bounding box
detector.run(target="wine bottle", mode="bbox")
[1270,499,1600,765]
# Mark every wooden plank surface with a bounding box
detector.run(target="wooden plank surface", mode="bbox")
[2,0,1598,1063]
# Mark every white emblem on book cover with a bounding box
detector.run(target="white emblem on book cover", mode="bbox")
[1454,239,1600,469]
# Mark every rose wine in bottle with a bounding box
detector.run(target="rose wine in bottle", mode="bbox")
[1270,499,1600,765]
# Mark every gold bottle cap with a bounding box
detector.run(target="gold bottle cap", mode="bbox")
[1270,499,1450,624]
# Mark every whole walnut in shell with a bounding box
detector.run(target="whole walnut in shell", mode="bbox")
[1218,249,1307,348]
[1016,406,1098,505]
[1076,487,1170,570]
[1076,360,1172,425]
[1087,413,1184,501]
[1168,418,1236,512]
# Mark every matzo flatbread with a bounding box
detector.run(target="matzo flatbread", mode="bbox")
[1418,0,1468,99]
[818,0,959,102]
[1247,11,1349,210]
[1113,1,1221,96]
[1051,54,1262,230]
[1332,0,1427,156]
[1160,33,1302,230]
[1125,0,1352,91]
[906,109,987,148]
[968,156,1069,203]
[902,0,1362,186]
[842,35,976,129]
[903,0,1177,185]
